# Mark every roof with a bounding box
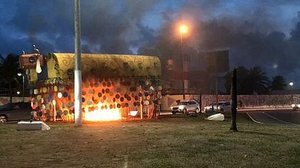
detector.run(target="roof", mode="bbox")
[29,53,161,82]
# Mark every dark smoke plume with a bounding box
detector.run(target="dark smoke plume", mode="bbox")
[1,0,300,86]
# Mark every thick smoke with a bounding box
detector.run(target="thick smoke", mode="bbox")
[1,0,300,86]
[138,0,300,87]
[1,0,159,54]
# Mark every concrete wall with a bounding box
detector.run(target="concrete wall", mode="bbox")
[0,97,31,105]
[2,94,298,112]
[160,94,299,111]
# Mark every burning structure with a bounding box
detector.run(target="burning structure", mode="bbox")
[19,53,161,122]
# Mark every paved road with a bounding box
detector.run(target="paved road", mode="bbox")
[160,109,300,125]
[247,110,300,125]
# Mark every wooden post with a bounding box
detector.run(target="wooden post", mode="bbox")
[230,68,238,131]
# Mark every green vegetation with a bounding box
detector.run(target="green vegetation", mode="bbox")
[224,66,288,95]
[0,54,21,102]
[0,115,299,168]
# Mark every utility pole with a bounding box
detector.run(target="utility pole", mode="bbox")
[179,24,188,100]
[74,0,82,126]
[180,29,185,100]
[230,68,238,131]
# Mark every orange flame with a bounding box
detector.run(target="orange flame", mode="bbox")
[84,103,121,121]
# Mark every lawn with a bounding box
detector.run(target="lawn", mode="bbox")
[0,114,299,168]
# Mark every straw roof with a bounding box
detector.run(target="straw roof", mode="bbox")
[46,53,161,80]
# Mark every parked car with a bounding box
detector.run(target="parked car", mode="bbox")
[203,101,231,113]
[170,99,200,115]
[291,103,300,110]
[0,102,33,123]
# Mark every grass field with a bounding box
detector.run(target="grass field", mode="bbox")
[0,114,299,168]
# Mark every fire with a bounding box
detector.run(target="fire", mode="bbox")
[84,103,122,121]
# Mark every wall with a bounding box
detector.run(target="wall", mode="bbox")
[0,97,31,105]
[160,94,298,111]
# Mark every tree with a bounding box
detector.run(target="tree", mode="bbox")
[224,66,270,95]
[270,75,286,91]
[0,53,20,103]
[247,66,270,94]
[224,66,251,94]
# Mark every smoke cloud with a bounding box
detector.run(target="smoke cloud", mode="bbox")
[0,0,300,86]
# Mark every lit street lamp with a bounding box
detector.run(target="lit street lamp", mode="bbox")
[289,81,294,104]
[179,24,188,100]
[17,72,25,102]
[289,81,294,87]
[179,25,188,35]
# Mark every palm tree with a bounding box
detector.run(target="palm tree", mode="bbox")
[0,53,20,103]
[224,66,270,95]
[247,66,270,94]
[236,66,251,94]
[224,66,251,94]
[270,75,286,91]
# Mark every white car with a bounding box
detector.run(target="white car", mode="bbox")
[291,103,300,110]
[203,101,231,113]
[170,100,200,115]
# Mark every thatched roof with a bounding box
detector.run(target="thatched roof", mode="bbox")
[29,53,161,82]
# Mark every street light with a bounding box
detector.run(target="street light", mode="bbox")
[179,24,188,100]
[289,81,294,105]
[179,25,188,35]
[17,72,25,102]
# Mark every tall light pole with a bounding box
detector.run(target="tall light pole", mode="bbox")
[74,0,82,126]
[17,72,25,102]
[179,24,188,100]
[289,81,294,104]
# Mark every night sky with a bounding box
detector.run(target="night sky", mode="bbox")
[1,0,300,87]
